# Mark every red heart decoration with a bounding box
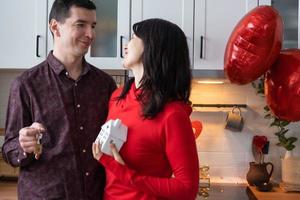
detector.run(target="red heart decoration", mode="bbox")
[265,49,300,121]
[191,120,202,139]
[224,6,283,84]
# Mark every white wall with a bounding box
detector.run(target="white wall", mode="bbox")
[190,81,300,183]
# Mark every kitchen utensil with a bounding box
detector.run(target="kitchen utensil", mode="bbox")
[225,106,244,131]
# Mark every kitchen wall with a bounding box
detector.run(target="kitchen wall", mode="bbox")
[1,70,300,183]
[190,80,300,183]
[0,70,24,128]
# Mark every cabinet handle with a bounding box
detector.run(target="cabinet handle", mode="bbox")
[200,36,204,59]
[36,35,41,57]
[120,35,124,58]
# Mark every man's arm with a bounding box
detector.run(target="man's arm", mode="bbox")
[1,77,35,167]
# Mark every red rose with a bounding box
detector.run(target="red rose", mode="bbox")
[253,135,268,152]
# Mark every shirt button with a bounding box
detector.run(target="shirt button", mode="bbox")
[17,159,20,163]
[80,126,83,130]
[85,172,89,176]
[75,83,78,86]
[77,104,80,108]
[65,72,69,76]
[82,149,86,153]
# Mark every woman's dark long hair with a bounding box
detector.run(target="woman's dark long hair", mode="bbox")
[117,18,191,119]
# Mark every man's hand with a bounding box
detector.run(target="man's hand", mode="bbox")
[19,122,45,155]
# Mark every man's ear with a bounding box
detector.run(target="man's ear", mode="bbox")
[49,19,60,37]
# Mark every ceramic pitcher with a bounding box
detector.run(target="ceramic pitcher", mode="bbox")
[246,162,274,186]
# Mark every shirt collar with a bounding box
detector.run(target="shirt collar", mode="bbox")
[47,51,91,76]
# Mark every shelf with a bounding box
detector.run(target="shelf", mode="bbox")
[192,104,247,108]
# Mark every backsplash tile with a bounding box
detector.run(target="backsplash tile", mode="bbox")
[191,81,300,183]
[198,152,247,168]
[196,137,225,152]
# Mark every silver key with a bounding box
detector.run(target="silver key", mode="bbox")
[34,133,43,159]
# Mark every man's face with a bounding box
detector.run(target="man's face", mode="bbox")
[53,6,97,57]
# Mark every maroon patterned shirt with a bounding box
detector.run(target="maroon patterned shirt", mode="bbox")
[2,52,117,200]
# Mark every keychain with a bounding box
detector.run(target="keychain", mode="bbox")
[34,133,43,159]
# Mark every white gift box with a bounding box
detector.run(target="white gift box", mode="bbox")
[95,119,128,156]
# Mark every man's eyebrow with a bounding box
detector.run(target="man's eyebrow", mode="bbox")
[75,19,97,25]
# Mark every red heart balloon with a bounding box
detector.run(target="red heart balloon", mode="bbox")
[265,49,300,121]
[224,6,283,84]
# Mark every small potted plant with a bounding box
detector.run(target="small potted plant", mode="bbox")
[247,135,274,188]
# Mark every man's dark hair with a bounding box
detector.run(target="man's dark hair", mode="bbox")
[49,0,96,24]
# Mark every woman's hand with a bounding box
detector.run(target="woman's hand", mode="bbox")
[92,142,103,161]
[110,143,125,165]
[92,142,125,165]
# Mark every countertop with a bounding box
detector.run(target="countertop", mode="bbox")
[197,183,300,200]
[248,185,300,200]
[197,183,250,200]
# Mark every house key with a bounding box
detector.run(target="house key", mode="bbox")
[34,133,43,160]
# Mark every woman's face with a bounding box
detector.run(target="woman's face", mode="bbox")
[123,34,144,69]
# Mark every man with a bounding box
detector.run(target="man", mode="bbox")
[2,0,116,199]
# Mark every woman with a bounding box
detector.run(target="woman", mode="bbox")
[92,18,199,200]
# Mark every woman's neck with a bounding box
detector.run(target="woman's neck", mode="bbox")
[131,64,144,88]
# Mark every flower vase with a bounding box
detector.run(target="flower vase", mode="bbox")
[246,161,274,186]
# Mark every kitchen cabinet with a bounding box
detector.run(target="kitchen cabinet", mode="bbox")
[131,0,194,65]
[1,0,261,70]
[0,0,47,68]
[194,0,259,70]
[131,0,258,70]
[259,0,300,48]
[1,0,130,70]
[47,0,131,69]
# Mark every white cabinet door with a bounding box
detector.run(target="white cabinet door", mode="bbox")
[47,0,130,69]
[194,0,258,70]
[131,0,194,65]
[258,0,271,5]
[260,0,300,48]
[0,0,47,68]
